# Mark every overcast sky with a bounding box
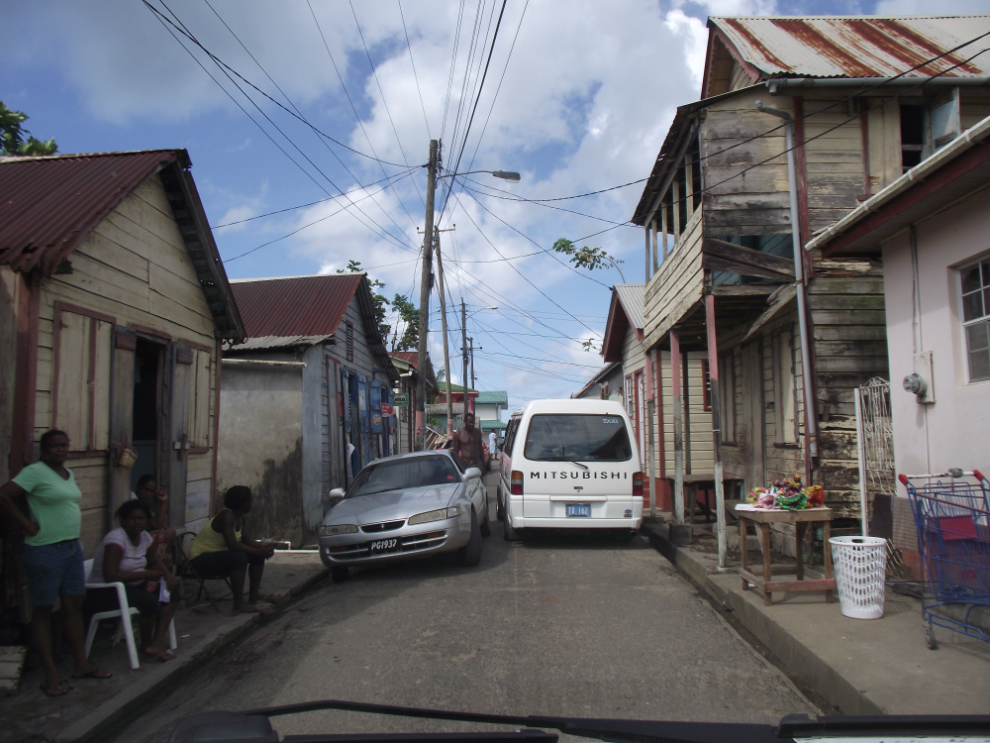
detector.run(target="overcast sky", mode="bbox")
[4,0,987,417]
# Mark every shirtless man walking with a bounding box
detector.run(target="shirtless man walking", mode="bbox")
[452,413,484,469]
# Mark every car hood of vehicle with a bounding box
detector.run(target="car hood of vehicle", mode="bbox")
[324,483,461,525]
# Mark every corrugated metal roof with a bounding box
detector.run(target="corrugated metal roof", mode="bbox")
[390,351,419,368]
[227,335,332,351]
[480,420,505,432]
[230,274,363,339]
[614,284,645,329]
[711,15,990,80]
[0,150,184,274]
[476,391,508,405]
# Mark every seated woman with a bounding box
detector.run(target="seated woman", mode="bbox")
[188,486,276,613]
[88,500,179,661]
[130,474,177,568]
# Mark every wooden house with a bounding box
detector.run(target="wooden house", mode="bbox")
[631,15,990,563]
[573,362,624,402]
[807,114,990,572]
[0,150,244,561]
[389,351,438,456]
[219,274,399,546]
[601,284,711,514]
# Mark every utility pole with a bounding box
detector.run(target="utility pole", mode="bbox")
[461,299,468,426]
[468,336,476,415]
[434,228,455,438]
[415,139,438,451]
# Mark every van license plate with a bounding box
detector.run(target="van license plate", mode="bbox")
[369,538,399,553]
[566,504,592,517]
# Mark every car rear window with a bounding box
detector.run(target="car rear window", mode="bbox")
[347,456,460,497]
[523,414,632,462]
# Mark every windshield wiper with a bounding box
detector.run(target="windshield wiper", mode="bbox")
[540,457,588,469]
[230,698,780,743]
[175,699,990,743]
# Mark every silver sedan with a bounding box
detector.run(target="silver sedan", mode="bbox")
[318,450,491,583]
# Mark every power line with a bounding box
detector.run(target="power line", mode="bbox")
[211,167,417,228]
[202,0,421,238]
[348,0,426,211]
[305,0,421,230]
[225,169,418,262]
[439,0,508,220]
[397,0,432,140]
[462,0,529,177]
[462,179,637,225]
[147,1,418,253]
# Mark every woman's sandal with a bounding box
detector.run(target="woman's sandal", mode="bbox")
[40,681,72,697]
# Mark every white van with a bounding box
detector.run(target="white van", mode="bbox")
[496,398,644,539]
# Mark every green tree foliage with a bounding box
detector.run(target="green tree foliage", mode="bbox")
[336,261,419,351]
[552,238,625,282]
[1,103,57,156]
[390,293,419,352]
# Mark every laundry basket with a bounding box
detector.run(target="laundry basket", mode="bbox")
[829,536,887,619]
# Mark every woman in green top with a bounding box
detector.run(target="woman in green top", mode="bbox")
[0,430,111,697]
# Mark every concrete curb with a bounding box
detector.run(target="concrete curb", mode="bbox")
[641,522,884,716]
[55,567,329,743]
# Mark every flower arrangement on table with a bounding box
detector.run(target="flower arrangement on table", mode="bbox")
[747,475,825,511]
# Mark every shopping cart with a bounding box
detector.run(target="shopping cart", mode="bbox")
[898,470,990,649]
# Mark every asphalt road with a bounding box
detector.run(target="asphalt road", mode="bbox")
[118,471,817,742]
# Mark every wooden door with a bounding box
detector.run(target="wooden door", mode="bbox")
[167,343,193,529]
[108,327,137,529]
[739,342,765,494]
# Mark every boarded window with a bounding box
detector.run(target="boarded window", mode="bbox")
[346,321,354,362]
[774,331,798,444]
[186,348,212,447]
[961,257,990,382]
[53,309,112,452]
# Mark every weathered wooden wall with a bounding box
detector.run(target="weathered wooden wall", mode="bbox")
[33,174,219,553]
[701,89,791,237]
[809,265,889,519]
[658,350,714,478]
[0,267,19,485]
[644,205,704,349]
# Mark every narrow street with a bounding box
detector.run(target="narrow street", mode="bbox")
[116,472,816,742]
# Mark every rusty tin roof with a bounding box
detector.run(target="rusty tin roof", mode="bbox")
[710,15,990,80]
[230,274,364,339]
[0,150,183,274]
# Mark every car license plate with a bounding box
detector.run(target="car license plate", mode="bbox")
[369,538,400,553]
[566,503,592,517]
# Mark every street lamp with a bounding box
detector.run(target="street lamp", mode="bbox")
[415,138,518,450]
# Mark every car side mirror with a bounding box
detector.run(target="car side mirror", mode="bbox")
[464,467,483,479]
[323,488,345,512]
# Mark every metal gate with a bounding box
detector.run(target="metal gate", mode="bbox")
[854,377,896,535]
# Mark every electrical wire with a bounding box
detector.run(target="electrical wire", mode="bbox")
[202,0,420,238]
[225,169,418,262]
[147,1,418,253]
[397,0,432,140]
[211,167,417,228]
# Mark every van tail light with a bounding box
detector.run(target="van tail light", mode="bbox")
[510,470,523,496]
[633,471,644,499]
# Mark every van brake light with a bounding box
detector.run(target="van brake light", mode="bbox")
[633,471,643,498]
[510,470,523,496]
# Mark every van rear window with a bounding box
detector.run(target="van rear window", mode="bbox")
[523,414,632,462]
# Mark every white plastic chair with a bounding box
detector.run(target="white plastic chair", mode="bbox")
[83,558,176,670]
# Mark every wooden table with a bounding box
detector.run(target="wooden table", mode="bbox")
[735,505,836,606]
[666,475,743,541]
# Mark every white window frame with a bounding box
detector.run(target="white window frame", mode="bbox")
[960,254,990,383]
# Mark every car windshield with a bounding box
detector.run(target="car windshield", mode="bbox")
[346,456,460,497]
[524,414,632,462]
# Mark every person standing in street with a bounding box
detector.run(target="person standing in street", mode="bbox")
[452,413,484,469]
[488,431,498,461]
